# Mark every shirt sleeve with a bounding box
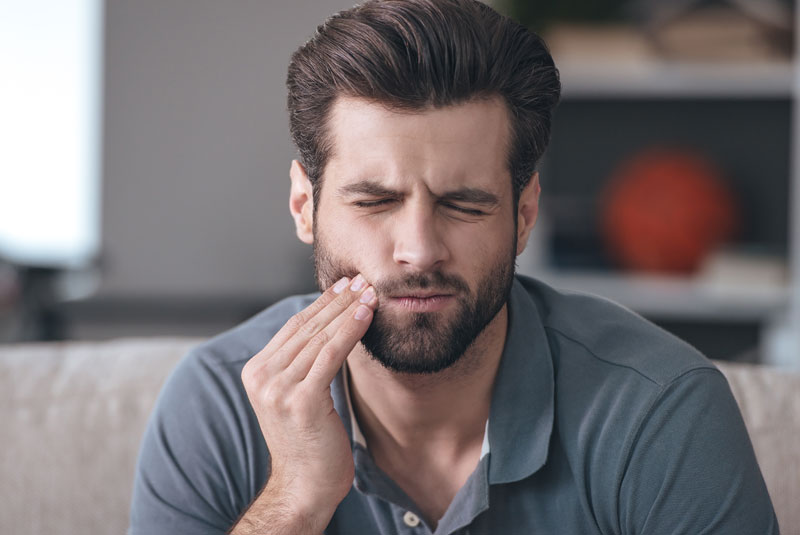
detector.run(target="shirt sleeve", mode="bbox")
[618,367,779,534]
[128,349,267,535]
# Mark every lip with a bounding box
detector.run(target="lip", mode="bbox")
[386,294,454,313]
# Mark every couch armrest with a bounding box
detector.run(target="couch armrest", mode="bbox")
[714,360,800,532]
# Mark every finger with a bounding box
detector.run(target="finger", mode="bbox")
[260,276,351,355]
[268,275,373,372]
[286,288,378,381]
[300,291,377,388]
[286,285,377,382]
[243,278,352,385]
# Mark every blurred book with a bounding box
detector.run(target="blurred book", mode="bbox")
[543,4,792,65]
[544,24,654,65]
[653,6,791,62]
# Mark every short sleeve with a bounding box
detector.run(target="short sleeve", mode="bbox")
[619,368,779,534]
[128,349,267,535]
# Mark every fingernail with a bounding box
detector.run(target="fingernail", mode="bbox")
[333,277,349,294]
[350,275,365,292]
[354,305,370,320]
[359,287,374,304]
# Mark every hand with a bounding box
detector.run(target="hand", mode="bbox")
[238,275,377,532]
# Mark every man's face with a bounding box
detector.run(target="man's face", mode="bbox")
[296,96,532,374]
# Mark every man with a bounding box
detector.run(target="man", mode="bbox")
[129,1,778,533]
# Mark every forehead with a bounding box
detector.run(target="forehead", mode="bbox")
[322,96,512,194]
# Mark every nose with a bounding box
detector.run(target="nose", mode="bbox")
[392,203,449,272]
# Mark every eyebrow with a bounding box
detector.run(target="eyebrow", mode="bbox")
[337,180,500,206]
[440,188,499,206]
[337,181,399,198]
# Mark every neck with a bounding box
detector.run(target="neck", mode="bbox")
[345,305,508,457]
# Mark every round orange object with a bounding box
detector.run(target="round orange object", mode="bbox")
[601,148,738,274]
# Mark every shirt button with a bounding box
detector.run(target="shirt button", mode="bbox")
[403,511,421,527]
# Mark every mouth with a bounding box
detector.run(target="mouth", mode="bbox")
[385,293,455,313]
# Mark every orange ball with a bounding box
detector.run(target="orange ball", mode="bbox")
[601,148,738,274]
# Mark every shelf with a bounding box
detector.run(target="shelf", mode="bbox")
[557,60,795,99]
[525,269,790,321]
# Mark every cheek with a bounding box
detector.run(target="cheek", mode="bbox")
[317,213,391,267]
[463,237,506,279]
[453,219,515,258]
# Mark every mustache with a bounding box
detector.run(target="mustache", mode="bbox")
[312,242,468,296]
[371,271,469,296]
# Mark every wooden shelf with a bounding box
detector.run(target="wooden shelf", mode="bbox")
[557,60,794,99]
[523,269,790,321]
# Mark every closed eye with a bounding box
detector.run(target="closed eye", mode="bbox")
[353,199,488,216]
[353,199,396,208]
[441,202,487,216]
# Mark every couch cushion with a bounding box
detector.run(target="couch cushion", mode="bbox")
[0,337,202,535]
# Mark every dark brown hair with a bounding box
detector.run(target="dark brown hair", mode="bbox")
[286,0,561,205]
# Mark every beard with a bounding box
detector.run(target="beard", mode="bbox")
[313,230,517,375]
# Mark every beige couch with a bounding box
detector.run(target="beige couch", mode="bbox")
[1,337,798,534]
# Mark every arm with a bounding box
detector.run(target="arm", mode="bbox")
[129,276,377,535]
[129,347,259,535]
[226,479,316,535]
[619,368,779,534]
[229,275,377,535]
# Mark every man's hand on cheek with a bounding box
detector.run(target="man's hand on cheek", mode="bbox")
[234,275,377,534]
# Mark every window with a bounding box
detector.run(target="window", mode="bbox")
[0,0,103,268]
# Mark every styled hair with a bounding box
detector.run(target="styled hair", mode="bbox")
[286,0,561,205]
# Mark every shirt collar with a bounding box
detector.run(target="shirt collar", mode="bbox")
[487,276,555,484]
[339,358,493,461]
[331,275,555,484]
[341,360,367,448]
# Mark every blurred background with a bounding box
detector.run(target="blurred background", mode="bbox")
[1,0,799,367]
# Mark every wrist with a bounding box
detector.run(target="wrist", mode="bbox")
[229,477,336,535]
[267,464,350,516]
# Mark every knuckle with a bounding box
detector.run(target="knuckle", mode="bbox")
[309,329,331,348]
[241,365,253,389]
[241,360,261,390]
[335,289,356,307]
[262,383,289,412]
[297,319,321,339]
[315,346,339,368]
[339,316,364,338]
[285,311,309,332]
[267,346,290,368]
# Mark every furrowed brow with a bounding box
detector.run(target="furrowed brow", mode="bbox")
[440,188,500,206]
[337,180,400,198]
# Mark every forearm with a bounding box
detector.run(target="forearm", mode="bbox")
[228,478,335,535]
[228,484,327,535]
[232,276,373,535]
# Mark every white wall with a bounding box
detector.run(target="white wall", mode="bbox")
[99,0,356,300]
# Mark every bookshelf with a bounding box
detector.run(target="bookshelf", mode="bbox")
[514,20,800,366]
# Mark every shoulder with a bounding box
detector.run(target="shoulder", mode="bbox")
[512,277,776,532]
[185,292,319,373]
[147,292,321,453]
[157,292,320,408]
[515,275,725,466]
[515,274,716,387]
[130,292,318,534]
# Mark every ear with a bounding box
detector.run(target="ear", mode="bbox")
[289,160,314,244]
[516,171,541,256]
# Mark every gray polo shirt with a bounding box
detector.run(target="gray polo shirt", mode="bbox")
[129,275,778,534]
